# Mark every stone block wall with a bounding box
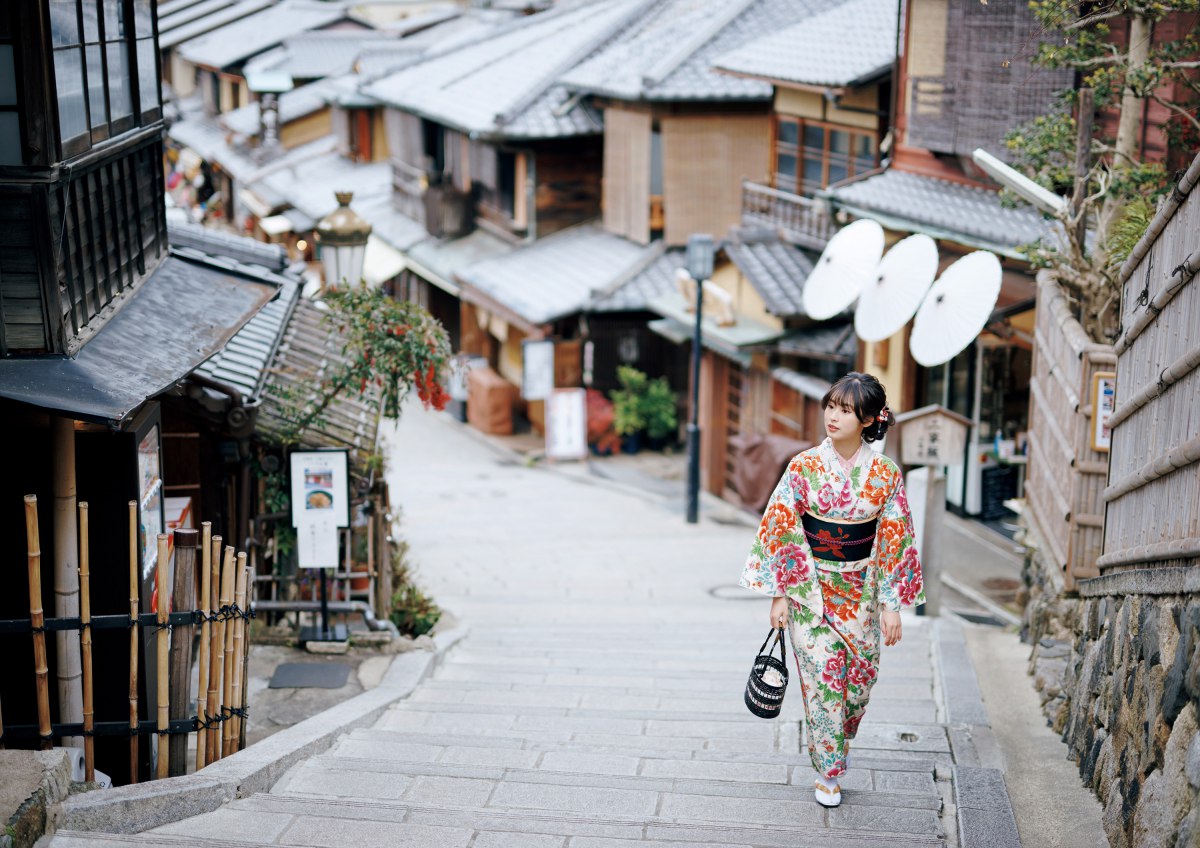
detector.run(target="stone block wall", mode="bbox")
[1023,544,1200,847]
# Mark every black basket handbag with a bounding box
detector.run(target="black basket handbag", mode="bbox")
[744,628,790,719]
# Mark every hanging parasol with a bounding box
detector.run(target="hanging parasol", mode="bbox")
[801,218,885,320]
[908,250,1003,367]
[853,233,939,343]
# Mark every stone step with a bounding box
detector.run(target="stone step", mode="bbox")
[340,727,950,773]
[368,707,951,755]
[277,751,942,812]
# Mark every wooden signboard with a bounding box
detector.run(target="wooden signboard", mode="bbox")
[545,388,588,461]
[894,405,971,467]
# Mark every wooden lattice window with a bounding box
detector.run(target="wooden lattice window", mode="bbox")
[774,116,877,197]
[0,12,18,165]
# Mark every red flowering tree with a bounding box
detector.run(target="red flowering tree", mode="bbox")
[272,284,453,443]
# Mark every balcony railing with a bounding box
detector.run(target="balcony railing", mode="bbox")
[740,181,834,251]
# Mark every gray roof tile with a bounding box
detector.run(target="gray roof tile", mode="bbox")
[177,0,351,69]
[159,0,275,49]
[561,0,833,102]
[243,30,397,79]
[592,246,684,312]
[829,169,1052,253]
[714,0,896,88]
[458,223,655,324]
[363,0,643,138]
[724,228,814,317]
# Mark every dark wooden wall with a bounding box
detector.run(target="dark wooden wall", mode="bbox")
[534,137,603,237]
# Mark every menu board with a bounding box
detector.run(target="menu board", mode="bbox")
[290,450,350,569]
[138,425,164,581]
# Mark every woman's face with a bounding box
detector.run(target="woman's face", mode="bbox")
[824,400,868,441]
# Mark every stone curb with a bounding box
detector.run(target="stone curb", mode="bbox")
[48,627,469,836]
[953,766,1022,848]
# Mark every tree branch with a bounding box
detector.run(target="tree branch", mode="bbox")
[1150,91,1200,133]
[1063,6,1124,31]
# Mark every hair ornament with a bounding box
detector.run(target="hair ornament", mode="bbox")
[877,406,890,423]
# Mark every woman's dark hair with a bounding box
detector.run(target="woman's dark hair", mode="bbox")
[821,372,890,442]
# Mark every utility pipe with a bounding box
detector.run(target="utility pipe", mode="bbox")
[52,416,83,748]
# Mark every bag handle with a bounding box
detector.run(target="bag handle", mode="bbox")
[758,628,787,664]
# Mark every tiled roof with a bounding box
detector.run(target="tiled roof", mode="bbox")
[363,0,644,139]
[714,0,896,88]
[168,115,260,181]
[591,245,684,312]
[561,0,831,102]
[724,228,814,317]
[159,0,275,50]
[457,223,655,325]
[250,149,391,222]
[177,0,350,69]
[193,278,300,397]
[221,76,344,136]
[159,0,240,37]
[774,323,856,360]
[352,193,429,253]
[169,220,290,271]
[244,30,397,79]
[405,229,515,295]
[828,169,1052,255]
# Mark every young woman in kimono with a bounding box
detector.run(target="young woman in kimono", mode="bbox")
[740,371,924,808]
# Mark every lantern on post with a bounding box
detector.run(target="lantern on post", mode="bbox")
[684,233,714,525]
[314,191,372,288]
[892,404,971,617]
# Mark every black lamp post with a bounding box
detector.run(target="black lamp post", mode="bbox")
[685,233,714,524]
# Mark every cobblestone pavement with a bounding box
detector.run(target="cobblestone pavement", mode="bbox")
[52,408,1020,847]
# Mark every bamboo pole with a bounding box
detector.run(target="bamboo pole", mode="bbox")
[229,555,248,752]
[52,418,82,748]
[25,495,52,750]
[205,538,225,764]
[218,546,236,759]
[168,529,197,776]
[237,562,253,753]
[195,522,212,771]
[155,534,170,780]
[79,502,95,782]
[128,501,140,783]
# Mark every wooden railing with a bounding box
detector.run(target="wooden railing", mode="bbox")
[1025,271,1115,589]
[740,181,834,250]
[390,158,426,227]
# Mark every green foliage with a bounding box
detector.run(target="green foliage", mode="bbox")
[610,365,648,436]
[269,283,453,446]
[387,526,441,637]
[608,366,679,441]
[641,376,679,441]
[1105,195,1156,267]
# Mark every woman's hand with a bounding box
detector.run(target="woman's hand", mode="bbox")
[881,610,902,646]
[770,596,790,629]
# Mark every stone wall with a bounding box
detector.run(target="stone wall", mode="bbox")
[1023,540,1200,847]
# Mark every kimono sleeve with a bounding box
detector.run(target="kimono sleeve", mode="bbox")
[739,461,816,601]
[873,467,926,612]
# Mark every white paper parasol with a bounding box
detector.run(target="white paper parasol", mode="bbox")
[801,218,885,320]
[908,250,1002,367]
[853,233,939,342]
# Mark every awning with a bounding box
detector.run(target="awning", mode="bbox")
[647,290,786,348]
[362,234,405,287]
[647,318,752,366]
[258,214,294,236]
[0,254,279,424]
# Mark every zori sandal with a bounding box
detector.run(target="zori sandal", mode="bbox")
[814,779,842,807]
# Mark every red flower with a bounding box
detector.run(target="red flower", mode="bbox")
[847,656,876,687]
[822,655,847,692]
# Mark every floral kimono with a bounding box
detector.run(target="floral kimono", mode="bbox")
[740,437,924,778]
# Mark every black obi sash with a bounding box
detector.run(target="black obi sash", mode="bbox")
[800,513,878,563]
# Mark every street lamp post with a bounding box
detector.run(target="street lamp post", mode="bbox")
[314,191,372,288]
[685,234,714,525]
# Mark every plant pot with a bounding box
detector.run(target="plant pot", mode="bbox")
[350,562,371,593]
[620,433,643,454]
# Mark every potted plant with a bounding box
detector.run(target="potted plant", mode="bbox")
[642,376,678,450]
[610,366,648,453]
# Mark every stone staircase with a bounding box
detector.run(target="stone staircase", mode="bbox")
[51,623,953,847]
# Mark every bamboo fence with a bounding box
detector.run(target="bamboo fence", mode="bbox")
[1025,272,1115,589]
[0,497,255,781]
[1098,152,1200,571]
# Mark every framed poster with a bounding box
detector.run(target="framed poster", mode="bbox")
[522,339,555,401]
[290,450,350,569]
[1091,371,1116,453]
[545,388,588,460]
[137,423,164,581]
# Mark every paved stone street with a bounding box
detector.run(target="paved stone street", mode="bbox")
[49,407,1015,847]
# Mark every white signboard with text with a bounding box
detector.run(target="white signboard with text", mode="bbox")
[522,339,555,401]
[545,388,588,460]
[290,450,350,569]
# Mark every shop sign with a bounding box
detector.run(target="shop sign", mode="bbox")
[290,450,350,569]
[545,388,587,460]
[895,405,970,467]
[522,339,555,401]
[1090,371,1116,453]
